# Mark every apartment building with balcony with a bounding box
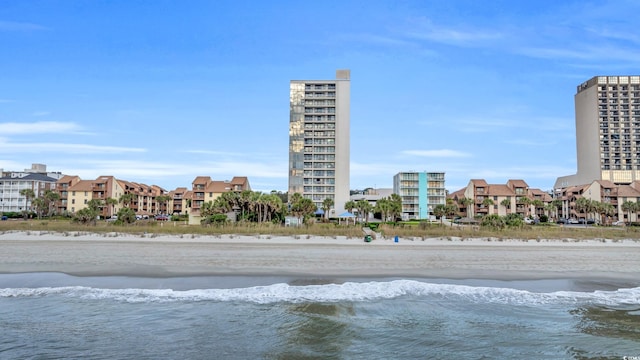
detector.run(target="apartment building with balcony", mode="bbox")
[167,187,191,215]
[557,180,640,222]
[289,69,350,216]
[189,176,251,224]
[118,180,167,215]
[0,164,63,214]
[393,171,446,220]
[449,179,552,219]
[54,175,82,214]
[56,175,167,218]
[556,75,640,189]
[0,173,59,213]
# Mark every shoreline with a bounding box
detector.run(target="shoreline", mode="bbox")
[1,231,639,283]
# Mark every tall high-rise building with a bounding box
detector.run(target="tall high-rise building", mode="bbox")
[393,171,446,220]
[555,75,640,189]
[289,70,350,215]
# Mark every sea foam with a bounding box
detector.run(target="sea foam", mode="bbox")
[1,280,639,306]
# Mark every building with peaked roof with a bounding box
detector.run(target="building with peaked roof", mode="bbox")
[189,176,251,224]
[556,179,640,223]
[54,175,167,218]
[289,69,350,217]
[168,187,191,215]
[65,179,95,214]
[556,75,640,189]
[449,179,552,219]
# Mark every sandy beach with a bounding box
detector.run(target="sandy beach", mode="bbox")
[1,230,639,281]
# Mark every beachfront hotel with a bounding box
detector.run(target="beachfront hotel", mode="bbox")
[555,75,640,188]
[0,164,62,213]
[288,70,350,216]
[393,171,446,220]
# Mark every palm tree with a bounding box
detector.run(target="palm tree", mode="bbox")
[482,198,494,216]
[532,199,544,219]
[574,197,590,223]
[344,200,356,215]
[200,201,215,217]
[445,203,458,226]
[19,188,36,218]
[321,197,334,221]
[155,195,172,215]
[389,194,402,221]
[375,198,392,222]
[597,202,615,225]
[44,190,60,217]
[548,199,562,221]
[457,197,474,218]
[104,197,119,217]
[355,199,372,223]
[544,203,555,221]
[621,200,635,224]
[119,193,136,208]
[519,197,532,218]
[433,204,446,225]
[290,196,316,224]
[500,198,511,215]
[32,197,46,219]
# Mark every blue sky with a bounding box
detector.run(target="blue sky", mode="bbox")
[1,0,639,193]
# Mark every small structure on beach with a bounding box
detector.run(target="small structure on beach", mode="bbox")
[338,211,356,225]
[285,216,302,227]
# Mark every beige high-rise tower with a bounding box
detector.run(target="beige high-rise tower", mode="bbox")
[555,75,640,189]
[289,70,350,216]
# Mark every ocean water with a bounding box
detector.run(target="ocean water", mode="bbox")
[1,274,639,360]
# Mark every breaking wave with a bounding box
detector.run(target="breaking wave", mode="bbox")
[2,280,639,306]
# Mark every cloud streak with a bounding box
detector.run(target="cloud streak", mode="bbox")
[0,138,145,154]
[2,121,82,135]
[401,149,471,158]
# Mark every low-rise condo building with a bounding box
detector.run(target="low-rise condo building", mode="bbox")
[393,171,446,220]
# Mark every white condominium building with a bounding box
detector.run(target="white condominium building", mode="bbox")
[289,70,350,215]
[393,171,446,220]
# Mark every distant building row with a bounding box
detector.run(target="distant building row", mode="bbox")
[0,163,251,224]
[54,174,250,224]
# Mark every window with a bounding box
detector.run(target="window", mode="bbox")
[84,199,88,204]
[72,199,75,204]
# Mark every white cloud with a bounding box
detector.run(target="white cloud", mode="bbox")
[504,139,556,146]
[405,18,503,47]
[63,159,287,183]
[401,149,471,158]
[0,138,145,154]
[351,162,406,177]
[203,161,287,178]
[183,149,245,157]
[1,121,82,135]
[32,111,51,117]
